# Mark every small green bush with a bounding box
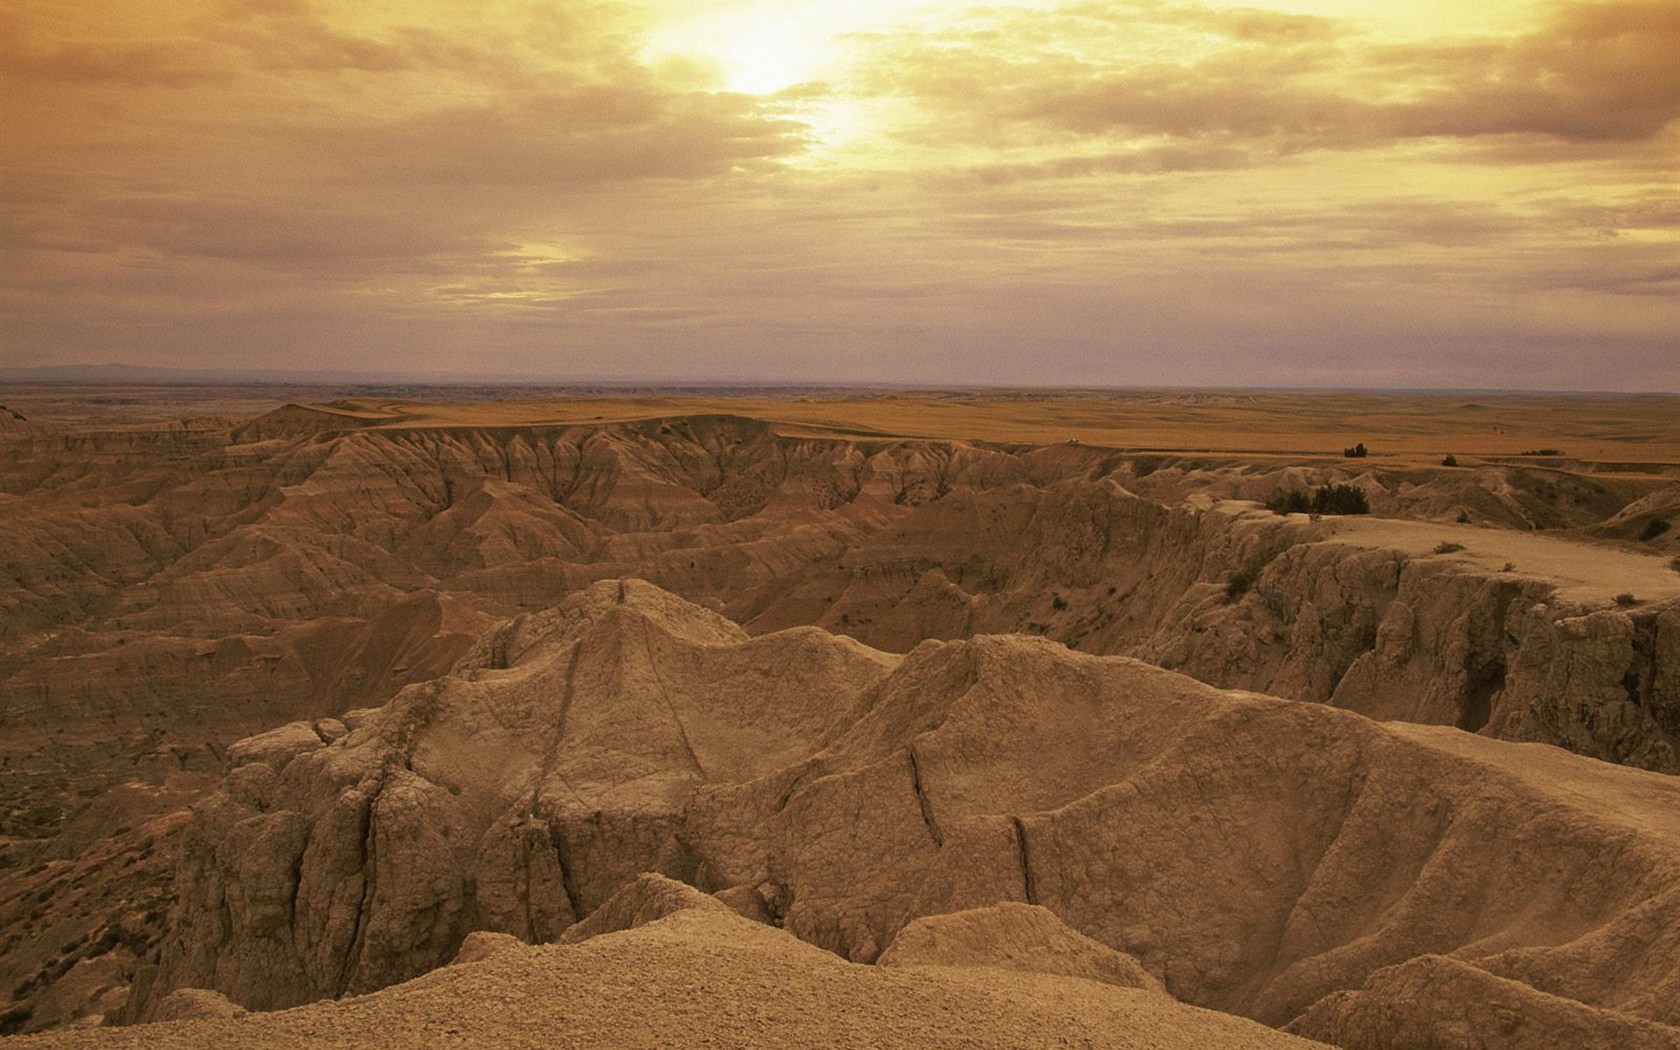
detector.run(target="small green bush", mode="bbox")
[1344,442,1368,458]
[1434,541,1466,554]
[1441,454,1458,467]
[1456,510,1472,524]
[1615,593,1638,606]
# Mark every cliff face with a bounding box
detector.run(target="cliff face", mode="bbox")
[1139,508,1680,772]
[130,582,1680,1050]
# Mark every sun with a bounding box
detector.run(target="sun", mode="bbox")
[718,22,832,95]
[645,6,837,96]
[638,0,972,160]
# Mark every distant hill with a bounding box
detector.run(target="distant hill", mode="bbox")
[0,362,493,385]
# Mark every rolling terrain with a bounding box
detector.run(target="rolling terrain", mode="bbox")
[1,388,1677,1044]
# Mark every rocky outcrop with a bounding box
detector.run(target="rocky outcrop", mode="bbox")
[131,583,1680,1050]
[0,793,194,1035]
[0,406,36,437]
[1140,507,1680,771]
[7,890,1332,1050]
[555,872,734,946]
[150,988,246,1022]
[1288,955,1680,1050]
[136,580,893,1011]
[877,903,1163,992]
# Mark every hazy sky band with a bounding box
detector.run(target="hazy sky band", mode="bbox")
[2,0,1676,389]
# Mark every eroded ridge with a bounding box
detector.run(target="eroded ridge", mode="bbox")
[117,582,1680,1050]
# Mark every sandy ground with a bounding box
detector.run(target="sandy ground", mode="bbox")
[5,910,1330,1050]
[1322,514,1680,605]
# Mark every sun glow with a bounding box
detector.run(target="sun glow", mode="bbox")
[723,24,832,95]
[645,6,838,96]
[642,0,961,161]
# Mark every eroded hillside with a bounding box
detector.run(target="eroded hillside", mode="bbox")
[1,397,1678,1039]
[90,582,1680,1050]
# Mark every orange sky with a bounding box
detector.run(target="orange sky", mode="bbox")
[2,0,1677,389]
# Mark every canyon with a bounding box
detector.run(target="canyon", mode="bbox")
[1,388,1677,1048]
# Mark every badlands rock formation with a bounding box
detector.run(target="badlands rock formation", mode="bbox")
[111,580,1680,1050]
[132,580,891,1009]
[2,404,1678,1037]
[1140,507,1680,771]
[4,411,1673,778]
[875,902,1165,991]
[9,876,1329,1050]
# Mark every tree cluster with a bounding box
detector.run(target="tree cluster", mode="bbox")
[1266,483,1371,516]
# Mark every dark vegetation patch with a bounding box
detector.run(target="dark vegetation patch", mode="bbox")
[1266,484,1370,516]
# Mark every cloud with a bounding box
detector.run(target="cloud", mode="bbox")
[1370,1,1680,142]
[318,89,804,188]
[0,15,228,87]
[0,0,808,280]
[1,0,1676,390]
[856,0,1680,156]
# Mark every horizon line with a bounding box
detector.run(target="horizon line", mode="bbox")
[0,362,1675,397]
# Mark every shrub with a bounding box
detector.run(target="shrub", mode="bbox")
[1265,483,1370,517]
[1434,541,1466,554]
[1639,518,1671,541]
[1671,555,1680,574]
[1520,448,1563,457]
[1456,510,1471,524]
[1441,454,1458,467]
[1266,490,1311,515]
[1615,593,1638,606]
[1315,483,1371,515]
[1344,442,1368,458]
[1224,547,1285,601]
[1225,570,1254,601]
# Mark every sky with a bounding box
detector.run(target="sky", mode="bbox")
[2,0,1677,390]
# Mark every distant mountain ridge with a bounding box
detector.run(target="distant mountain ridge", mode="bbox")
[2,362,1672,395]
[0,362,534,385]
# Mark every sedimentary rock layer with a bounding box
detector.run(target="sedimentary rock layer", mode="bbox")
[126,582,1680,1050]
[3,409,1676,1033]
[8,876,1330,1050]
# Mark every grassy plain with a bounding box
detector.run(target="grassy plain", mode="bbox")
[4,385,1678,471]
